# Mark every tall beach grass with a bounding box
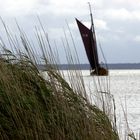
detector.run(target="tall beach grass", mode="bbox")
[0,18,122,140]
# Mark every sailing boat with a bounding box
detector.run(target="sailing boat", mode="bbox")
[76,5,108,76]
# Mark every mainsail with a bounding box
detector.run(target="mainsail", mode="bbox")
[76,19,99,70]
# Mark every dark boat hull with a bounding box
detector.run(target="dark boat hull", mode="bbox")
[90,67,108,76]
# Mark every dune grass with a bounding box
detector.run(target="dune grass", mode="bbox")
[0,20,119,140]
[0,53,119,140]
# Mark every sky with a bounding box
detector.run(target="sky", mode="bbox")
[0,0,140,64]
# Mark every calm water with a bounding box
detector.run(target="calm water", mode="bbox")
[110,70,140,134]
[61,69,140,136]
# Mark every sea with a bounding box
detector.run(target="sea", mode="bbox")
[60,69,140,139]
[109,70,140,139]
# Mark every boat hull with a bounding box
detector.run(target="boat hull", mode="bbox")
[90,67,108,76]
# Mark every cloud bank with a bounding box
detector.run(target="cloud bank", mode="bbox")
[0,0,140,63]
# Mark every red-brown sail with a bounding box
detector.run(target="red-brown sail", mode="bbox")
[76,19,99,70]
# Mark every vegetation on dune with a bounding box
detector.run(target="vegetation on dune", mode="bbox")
[0,52,118,140]
[0,20,119,140]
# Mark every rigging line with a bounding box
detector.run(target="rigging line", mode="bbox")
[98,41,108,69]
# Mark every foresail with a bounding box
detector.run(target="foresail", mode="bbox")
[76,19,99,70]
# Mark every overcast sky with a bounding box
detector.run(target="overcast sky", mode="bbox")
[0,0,140,64]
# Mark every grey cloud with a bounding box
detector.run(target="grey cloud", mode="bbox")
[0,0,140,63]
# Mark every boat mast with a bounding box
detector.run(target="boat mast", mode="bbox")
[88,2,94,32]
[88,2,99,70]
